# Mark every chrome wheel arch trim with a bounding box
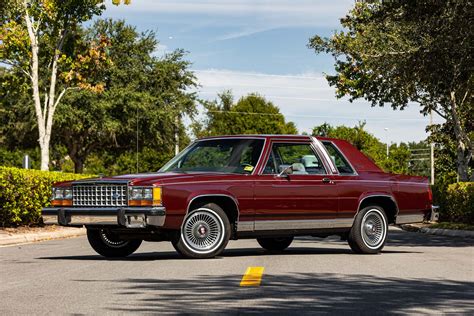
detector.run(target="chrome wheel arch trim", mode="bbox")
[186,193,240,220]
[354,194,400,220]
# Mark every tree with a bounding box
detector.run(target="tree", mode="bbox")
[0,0,108,170]
[53,20,198,173]
[195,91,298,137]
[309,0,473,181]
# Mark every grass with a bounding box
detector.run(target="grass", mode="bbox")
[429,222,474,231]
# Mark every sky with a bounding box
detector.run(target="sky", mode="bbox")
[102,0,443,144]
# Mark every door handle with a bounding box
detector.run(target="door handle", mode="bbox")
[322,178,332,184]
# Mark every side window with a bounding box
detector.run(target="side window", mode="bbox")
[323,142,355,175]
[263,143,326,175]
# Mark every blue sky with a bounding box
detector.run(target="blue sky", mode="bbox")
[102,0,443,143]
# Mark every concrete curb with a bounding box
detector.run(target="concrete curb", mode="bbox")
[0,227,86,247]
[401,224,474,238]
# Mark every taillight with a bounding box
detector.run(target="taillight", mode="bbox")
[428,186,433,204]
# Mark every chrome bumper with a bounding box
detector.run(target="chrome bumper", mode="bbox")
[42,206,166,228]
[395,205,439,224]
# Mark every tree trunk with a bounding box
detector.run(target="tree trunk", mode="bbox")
[74,158,84,174]
[39,139,50,171]
[449,91,472,182]
[455,140,470,182]
[23,2,50,170]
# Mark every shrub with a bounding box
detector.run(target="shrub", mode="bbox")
[435,181,474,224]
[0,167,92,227]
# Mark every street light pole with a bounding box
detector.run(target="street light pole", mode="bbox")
[430,110,435,185]
[384,128,389,158]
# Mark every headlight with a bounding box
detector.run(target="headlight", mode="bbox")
[51,187,73,206]
[63,188,73,200]
[53,188,65,200]
[52,187,72,200]
[129,187,162,206]
[129,187,152,200]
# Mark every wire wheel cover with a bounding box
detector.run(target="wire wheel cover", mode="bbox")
[361,210,386,248]
[183,209,224,253]
[100,230,129,248]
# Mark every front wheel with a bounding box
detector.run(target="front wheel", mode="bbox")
[87,228,142,258]
[172,203,231,259]
[257,237,293,251]
[348,206,388,254]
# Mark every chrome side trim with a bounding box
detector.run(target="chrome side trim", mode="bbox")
[254,218,354,231]
[396,213,424,224]
[236,221,254,232]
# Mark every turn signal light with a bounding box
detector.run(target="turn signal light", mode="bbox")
[128,186,162,206]
[51,199,72,206]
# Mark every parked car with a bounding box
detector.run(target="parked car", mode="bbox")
[43,135,434,258]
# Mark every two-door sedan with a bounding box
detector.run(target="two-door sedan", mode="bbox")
[43,135,434,258]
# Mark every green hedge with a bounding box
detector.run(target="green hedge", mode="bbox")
[0,167,92,227]
[435,182,474,224]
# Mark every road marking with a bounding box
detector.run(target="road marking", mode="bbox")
[240,266,265,287]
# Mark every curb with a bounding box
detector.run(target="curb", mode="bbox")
[401,224,474,238]
[0,227,86,247]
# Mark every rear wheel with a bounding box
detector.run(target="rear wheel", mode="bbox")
[86,228,142,258]
[172,203,231,259]
[348,205,388,254]
[257,237,293,251]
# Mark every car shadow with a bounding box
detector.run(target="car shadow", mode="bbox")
[297,228,474,248]
[72,273,474,314]
[37,245,419,262]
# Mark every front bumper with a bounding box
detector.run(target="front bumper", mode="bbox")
[42,206,166,228]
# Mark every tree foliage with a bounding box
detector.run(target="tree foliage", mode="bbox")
[309,0,473,181]
[51,19,198,173]
[195,91,298,137]
[0,0,109,170]
[1,19,198,174]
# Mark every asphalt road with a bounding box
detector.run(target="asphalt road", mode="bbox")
[1,227,473,315]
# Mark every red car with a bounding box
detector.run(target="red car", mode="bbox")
[43,135,434,258]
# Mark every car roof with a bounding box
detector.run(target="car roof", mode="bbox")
[197,134,312,141]
[195,135,383,172]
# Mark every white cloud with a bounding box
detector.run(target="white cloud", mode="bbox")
[194,69,444,143]
[106,0,353,28]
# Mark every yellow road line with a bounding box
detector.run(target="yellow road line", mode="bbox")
[240,266,265,287]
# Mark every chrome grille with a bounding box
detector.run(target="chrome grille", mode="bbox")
[73,184,128,207]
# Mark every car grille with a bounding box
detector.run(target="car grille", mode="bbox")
[73,184,128,207]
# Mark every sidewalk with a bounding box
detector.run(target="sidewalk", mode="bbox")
[0,226,86,247]
[401,223,474,238]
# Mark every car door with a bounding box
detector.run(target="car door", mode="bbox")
[253,140,339,231]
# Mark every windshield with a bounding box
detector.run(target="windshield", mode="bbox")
[159,138,265,174]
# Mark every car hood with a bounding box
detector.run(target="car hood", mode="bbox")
[69,172,240,187]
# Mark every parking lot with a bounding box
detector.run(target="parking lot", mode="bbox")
[1,227,473,315]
